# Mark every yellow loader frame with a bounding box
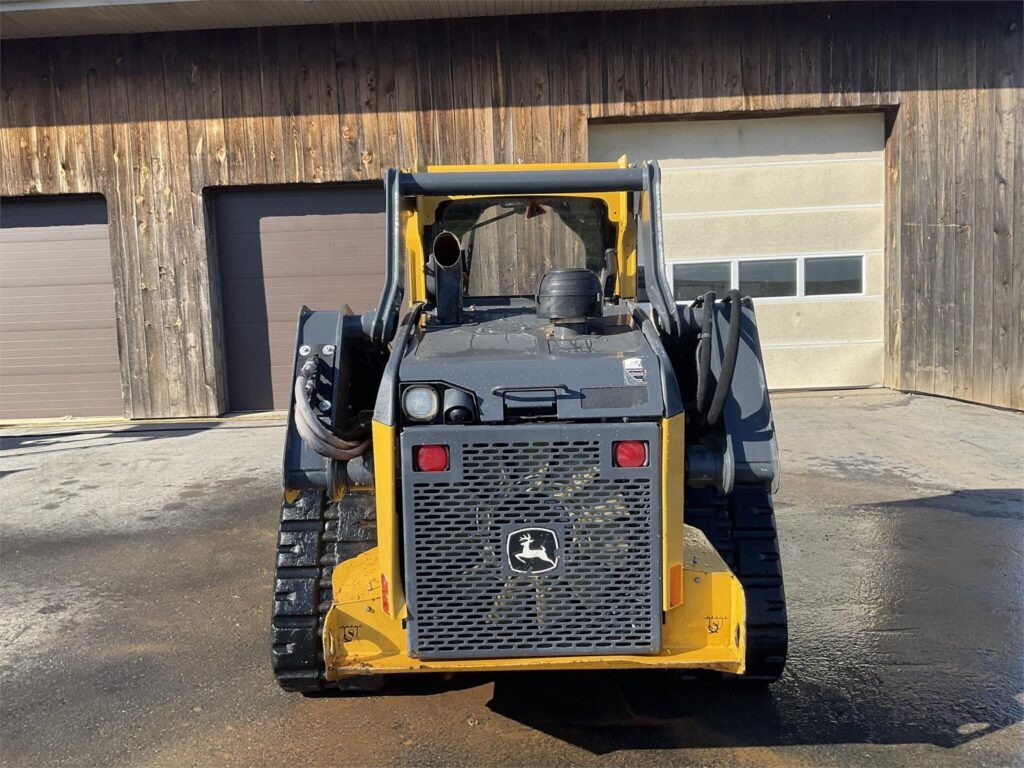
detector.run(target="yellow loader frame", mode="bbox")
[322,160,747,678]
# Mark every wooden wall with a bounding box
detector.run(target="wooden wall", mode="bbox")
[1,1,1020,416]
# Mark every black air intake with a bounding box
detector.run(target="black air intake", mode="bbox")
[536,268,602,322]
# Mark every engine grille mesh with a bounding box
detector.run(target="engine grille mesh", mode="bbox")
[402,425,660,659]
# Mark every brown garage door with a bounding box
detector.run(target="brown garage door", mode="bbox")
[0,196,123,419]
[212,184,386,411]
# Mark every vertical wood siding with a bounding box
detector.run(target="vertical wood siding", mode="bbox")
[1,2,1020,415]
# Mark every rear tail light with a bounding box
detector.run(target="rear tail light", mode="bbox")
[414,444,449,472]
[613,440,648,468]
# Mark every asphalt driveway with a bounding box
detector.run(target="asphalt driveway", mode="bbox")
[1,391,1022,768]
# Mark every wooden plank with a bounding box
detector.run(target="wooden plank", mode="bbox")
[1,44,42,194]
[970,19,995,406]
[881,4,907,390]
[605,11,628,118]
[275,25,304,183]
[308,24,343,180]
[374,23,400,171]
[758,4,781,114]
[795,3,825,111]
[642,10,666,117]
[528,14,553,163]
[818,3,837,107]
[34,52,61,193]
[859,3,882,106]
[388,22,419,170]
[334,23,363,179]
[739,5,764,112]
[0,49,14,195]
[410,21,434,167]
[931,3,957,397]
[912,15,939,395]
[950,5,977,402]
[83,40,131,417]
[712,7,745,113]
[374,24,397,174]
[507,15,532,163]
[586,14,608,120]
[198,31,229,187]
[1012,9,1024,411]
[219,28,251,184]
[492,16,513,163]
[432,19,462,165]
[661,8,684,116]
[621,12,643,117]
[895,3,920,394]
[702,7,725,111]
[989,3,1017,408]
[467,18,496,166]
[140,33,190,415]
[52,43,95,194]
[258,27,287,183]
[883,107,902,390]
[101,40,146,415]
[353,22,382,177]
[121,34,168,416]
[449,19,477,165]
[878,2,901,105]
[237,28,268,185]
[564,14,589,162]
[162,31,220,415]
[297,25,326,183]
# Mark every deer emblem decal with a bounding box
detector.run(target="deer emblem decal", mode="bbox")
[514,533,556,567]
[505,526,561,574]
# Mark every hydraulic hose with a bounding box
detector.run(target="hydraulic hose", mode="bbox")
[292,363,370,461]
[706,289,742,427]
[694,291,717,416]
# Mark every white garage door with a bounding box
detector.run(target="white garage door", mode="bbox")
[590,113,885,390]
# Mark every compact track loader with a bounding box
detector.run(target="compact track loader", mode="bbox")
[271,159,787,693]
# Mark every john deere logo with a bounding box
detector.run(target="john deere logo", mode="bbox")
[504,526,561,575]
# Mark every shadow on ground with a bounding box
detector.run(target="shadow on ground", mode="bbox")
[481,667,1022,754]
[0,422,282,458]
[870,488,1024,520]
[360,487,1024,755]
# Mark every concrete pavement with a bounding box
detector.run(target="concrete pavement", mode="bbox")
[1,391,1021,767]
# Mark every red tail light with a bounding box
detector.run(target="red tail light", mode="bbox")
[613,440,648,468]
[414,444,449,472]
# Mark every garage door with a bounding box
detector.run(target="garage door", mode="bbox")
[0,196,123,419]
[590,113,885,389]
[212,185,386,411]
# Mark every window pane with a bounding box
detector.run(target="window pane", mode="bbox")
[739,259,797,298]
[805,255,863,295]
[672,262,731,301]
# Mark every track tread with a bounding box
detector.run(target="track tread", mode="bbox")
[686,484,788,681]
[271,491,377,693]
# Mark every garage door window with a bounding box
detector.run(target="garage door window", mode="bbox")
[739,259,797,298]
[671,254,864,300]
[805,255,863,296]
[672,261,730,299]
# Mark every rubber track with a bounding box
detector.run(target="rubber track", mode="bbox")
[271,490,377,693]
[685,484,788,681]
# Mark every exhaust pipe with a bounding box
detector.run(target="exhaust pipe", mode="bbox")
[432,230,463,325]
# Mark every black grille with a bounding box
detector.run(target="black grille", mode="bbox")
[401,423,660,660]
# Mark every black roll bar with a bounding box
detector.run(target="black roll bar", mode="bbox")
[369,162,679,345]
[398,168,646,197]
